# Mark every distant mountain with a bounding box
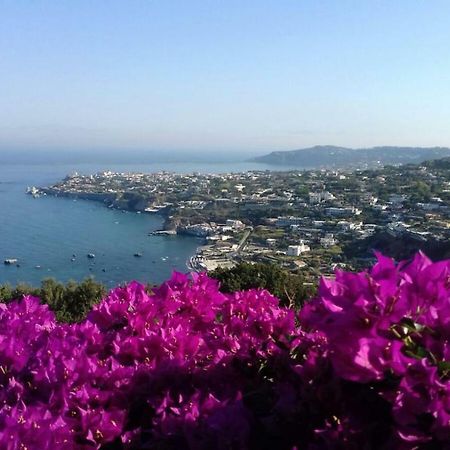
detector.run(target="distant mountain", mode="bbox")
[250,145,450,167]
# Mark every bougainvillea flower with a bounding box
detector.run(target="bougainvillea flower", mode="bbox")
[0,253,448,449]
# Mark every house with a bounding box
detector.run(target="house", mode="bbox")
[309,191,335,204]
[325,207,361,217]
[287,241,310,256]
[226,219,245,229]
[320,233,337,248]
[276,216,303,227]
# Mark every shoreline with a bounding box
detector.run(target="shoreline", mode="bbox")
[34,188,180,230]
[34,189,241,274]
[26,188,204,277]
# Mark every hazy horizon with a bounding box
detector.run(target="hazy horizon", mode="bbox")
[2,144,449,166]
[0,148,262,164]
[2,1,450,152]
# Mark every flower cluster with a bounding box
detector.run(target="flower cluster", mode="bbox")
[0,253,448,449]
[299,252,450,447]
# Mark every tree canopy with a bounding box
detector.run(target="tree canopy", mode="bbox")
[0,278,106,322]
[211,262,314,309]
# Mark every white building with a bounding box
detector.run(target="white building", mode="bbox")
[287,240,310,256]
[276,216,303,227]
[225,219,245,229]
[325,207,361,217]
[320,233,337,248]
[309,191,335,204]
[361,193,378,205]
[183,223,213,237]
[337,221,361,231]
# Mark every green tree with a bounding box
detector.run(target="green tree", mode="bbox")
[210,262,314,309]
[0,277,106,322]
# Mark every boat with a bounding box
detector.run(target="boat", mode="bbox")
[4,259,18,265]
[134,252,143,257]
[148,230,177,236]
[87,253,95,259]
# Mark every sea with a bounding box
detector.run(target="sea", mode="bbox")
[0,159,275,288]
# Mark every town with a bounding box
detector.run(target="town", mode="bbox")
[32,158,450,283]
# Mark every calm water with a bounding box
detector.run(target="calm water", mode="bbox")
[0,160,272,287]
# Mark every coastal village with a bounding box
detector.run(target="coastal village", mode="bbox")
[31,158,450,283]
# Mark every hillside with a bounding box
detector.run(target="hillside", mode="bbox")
[343,231,450,262]
[251,145,450,167]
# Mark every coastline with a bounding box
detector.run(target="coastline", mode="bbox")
[32,188,242,274]
[1,197,199,288]
[35,188,180,231]
[29,188,213,275]
[31,188,237,274]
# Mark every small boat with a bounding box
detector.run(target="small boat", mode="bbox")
[35,265,41,269]
[4,259,18,265]
[71,258,76,262]
[134,252,143,257]
[87,253,95,259]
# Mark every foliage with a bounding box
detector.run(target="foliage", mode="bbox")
[0,277,106,322]
[409,181,432,203]
[210,262,314,308]
[344,231,450,262]
[0,253,448,449]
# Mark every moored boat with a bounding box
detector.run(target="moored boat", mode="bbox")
[4,259,18,265]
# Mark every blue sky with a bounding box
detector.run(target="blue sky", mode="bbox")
[1,0,450,153]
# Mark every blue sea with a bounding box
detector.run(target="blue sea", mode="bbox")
[0,159,273,287]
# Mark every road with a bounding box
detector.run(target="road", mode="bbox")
[236,228,252,253]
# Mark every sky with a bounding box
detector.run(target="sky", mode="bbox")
[1,0,450,155]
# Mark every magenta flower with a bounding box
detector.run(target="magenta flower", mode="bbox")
[0,253,448,449]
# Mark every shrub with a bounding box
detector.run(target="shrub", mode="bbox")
[211,262,314,309]
[0,278,106,322]
[0,253,448,449]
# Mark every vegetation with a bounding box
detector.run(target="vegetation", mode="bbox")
[0,254,448,448]
[0,277,106,322]
[344,230,450,262]
[0,264,314,321]
[211,262,315,308]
